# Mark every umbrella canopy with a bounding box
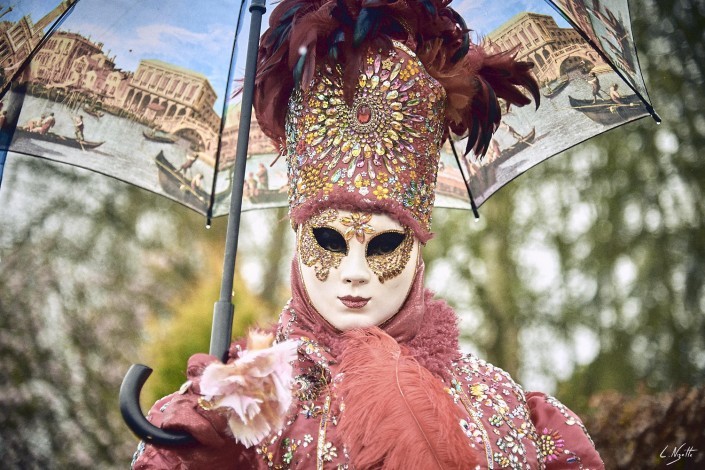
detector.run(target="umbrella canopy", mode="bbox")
[0,0,249,221]
[0,0,658,221]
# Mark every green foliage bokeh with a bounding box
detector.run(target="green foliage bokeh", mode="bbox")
[140,221,280,407]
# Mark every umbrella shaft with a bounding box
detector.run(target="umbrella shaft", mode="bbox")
[212,0,267,362]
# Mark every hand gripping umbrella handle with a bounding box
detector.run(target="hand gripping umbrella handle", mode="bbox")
[119,0,268,446]
[119,364,195,445]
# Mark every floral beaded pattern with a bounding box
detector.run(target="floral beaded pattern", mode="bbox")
[255,335,349,469]
[293,363,330,403]
[285,42,446,235]
[450,354,601,469]
[539,428,565,463]
[450,355,542,469]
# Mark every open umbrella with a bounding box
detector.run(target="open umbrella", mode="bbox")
[0,0,659,445]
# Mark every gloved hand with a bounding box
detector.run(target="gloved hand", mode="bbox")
[159,353,233,446]
[132,331,298,470]
[131,353,248,470]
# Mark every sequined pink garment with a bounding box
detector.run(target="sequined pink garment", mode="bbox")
[132,262,603,469]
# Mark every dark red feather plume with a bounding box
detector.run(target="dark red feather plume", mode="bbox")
[253,0,540,157]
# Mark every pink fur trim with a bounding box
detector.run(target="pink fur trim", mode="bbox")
[290,193,434,244]
[407,291,463,382]
[288,256,461,380]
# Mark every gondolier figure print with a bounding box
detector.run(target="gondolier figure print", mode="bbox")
[609,83,624,104]
[178,152,199,175]
[588,72,604,103]
[190,172,203,191]
[23,113,45,132]
[256,162,268,190]
[73,115,85,142]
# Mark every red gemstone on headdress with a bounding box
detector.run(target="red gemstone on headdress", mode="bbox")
[357,105,371,124]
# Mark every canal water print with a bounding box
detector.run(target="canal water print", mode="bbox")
[0,0,654,217]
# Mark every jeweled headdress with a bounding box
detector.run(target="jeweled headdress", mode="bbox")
[254,0,540,242]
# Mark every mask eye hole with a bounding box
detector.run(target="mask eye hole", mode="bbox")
[367,232,405,256]
[313,227,347,254]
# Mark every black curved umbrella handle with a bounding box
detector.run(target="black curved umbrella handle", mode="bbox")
[119,364,195,445]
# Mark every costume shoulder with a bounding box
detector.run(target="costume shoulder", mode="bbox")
[452,352,527,400]
[526,392,604,469]
[451,353,604,468]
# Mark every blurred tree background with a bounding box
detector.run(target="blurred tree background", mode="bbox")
[428,0,705,404]
[0,0,703,468]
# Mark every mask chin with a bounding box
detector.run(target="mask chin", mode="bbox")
[296,209,420,331]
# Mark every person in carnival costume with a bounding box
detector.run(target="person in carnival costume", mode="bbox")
[133,1,604,468]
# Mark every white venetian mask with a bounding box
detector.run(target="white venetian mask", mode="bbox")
[297,209,420,331]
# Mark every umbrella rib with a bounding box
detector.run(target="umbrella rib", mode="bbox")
[449,137,480,221]
[206,0,252,225]
[0,0,79,100]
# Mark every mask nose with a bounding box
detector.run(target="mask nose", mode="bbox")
[339,243,371,286]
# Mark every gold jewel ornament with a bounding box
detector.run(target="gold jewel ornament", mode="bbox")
[298,209,343,282]
[340,212,375,243]
[366,228,414,283]
[284,43,446,243]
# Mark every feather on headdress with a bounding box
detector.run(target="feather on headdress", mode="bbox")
[254,0,540,158]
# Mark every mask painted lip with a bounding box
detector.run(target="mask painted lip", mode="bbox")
[338,296,371,309]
